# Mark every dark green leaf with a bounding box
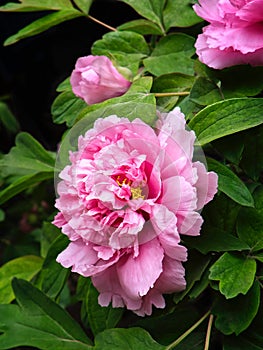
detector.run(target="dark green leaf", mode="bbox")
[209,252,256,299]
[94,327,165,350]
[120,0,166,32]
[92,31,149,75]
[207,158,254,207]
[237,208,263,253]
[4,9,83,46]
[0,172,54,205]
[40,221,61,258]
[188,98,263,146]
[143,33,195,76]
[0,255,42,304]
[184,225,250,254]
[0,279,92,349]
[213,132,245,165]
[213,280,260,335]
[189,77,222,106]
[224,336,263,350]
[37,235,69,299]
[118,19,163,35]
[163,0,203,29]
[84,279,123,336]
[0,102,19,134]
[52,90,87,126]
[174,250,211,303]
[0,0,73,12]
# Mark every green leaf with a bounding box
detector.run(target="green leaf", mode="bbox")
[143,33,195,76]
[188,98,263,146]
[0,278,92,350]
[4,9,83,46]
[173,250,211,303]
[0,0,73,11]
[0,255,42,304]
[37,235,69,299]
[40,221,61,258]
[207,158,254,207]
[0,172,54,205]
[213,280,260,335]
[0,209,5,222]
[0,102,19,134]
[209,252,256,299]
[237,208,263,253]
[84,279,123,336]
[152,73,195,93]
[184,225,250,254]
[118,19,163,35]
[52,90,87,126]
[189,77,222,106]
[73,0,93,13]
[94,327,165,350]
[213,132,245,165]
[224,336,263,350]
[56,76,71,92]
[163,0,203,29]
[0,132,55,177]
[92,30,149,75]
[120,0,166,32]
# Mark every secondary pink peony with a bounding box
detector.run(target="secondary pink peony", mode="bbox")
[70,55,132,104]
[193,0,263,69]
[53,108,218,316]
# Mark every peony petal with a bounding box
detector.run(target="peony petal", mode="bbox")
[117,238,164,299]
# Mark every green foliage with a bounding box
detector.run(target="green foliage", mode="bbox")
[0,102,20,134]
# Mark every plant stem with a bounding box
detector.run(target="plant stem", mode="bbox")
[204,314,214,350]
[165,310,211,350]
[87,15,117,31]
[154,92,190,97]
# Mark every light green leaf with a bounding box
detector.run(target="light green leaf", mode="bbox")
[0,132,55,177]
[152,73,195,93]
[209,252,256,299]
[0,102,19,134]
[143,33,195,76]
[118,19,163,35]
[207,158,254,207]
[120,0,166,32]
[73,0,93,13]
[188,98,263,146]
[94,327,165,350]
[214,281,260,335]
[163,0,203,29]
[84,279,123,336]
[0,256,42,304]
[0,0,73,11]
[0,278,92,350]
[92,31,149,76]
[4,9,83,46]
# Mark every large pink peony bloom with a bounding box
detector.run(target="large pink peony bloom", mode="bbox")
[70,55,132,105]
[193,0,263,69]
[53,108,217,316]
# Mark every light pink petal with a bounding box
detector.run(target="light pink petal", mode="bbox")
[237,0,263,22]
[155,256,186,294]
[193,0,224,23]
[117,238,164,299]
[194,162,218,210]
[134,290,165,316]
[177,211,203,236]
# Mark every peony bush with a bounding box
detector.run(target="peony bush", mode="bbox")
[0,0,263,349]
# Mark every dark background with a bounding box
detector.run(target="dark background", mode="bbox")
[0,0,138,151]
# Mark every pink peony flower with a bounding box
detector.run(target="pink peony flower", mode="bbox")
[70,55,132,105]
[193,0,263,69]
[53,108,218,316]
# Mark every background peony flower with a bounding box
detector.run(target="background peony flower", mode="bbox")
[53,108,218,316]
[70,55,132,104]
[193,0,263,69]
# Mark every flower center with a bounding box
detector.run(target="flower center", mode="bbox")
[115,175,145,200]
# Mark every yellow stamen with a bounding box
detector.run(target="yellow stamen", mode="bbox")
[131,187,144,200]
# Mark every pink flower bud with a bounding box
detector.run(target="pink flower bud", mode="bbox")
[70,55,132,104]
